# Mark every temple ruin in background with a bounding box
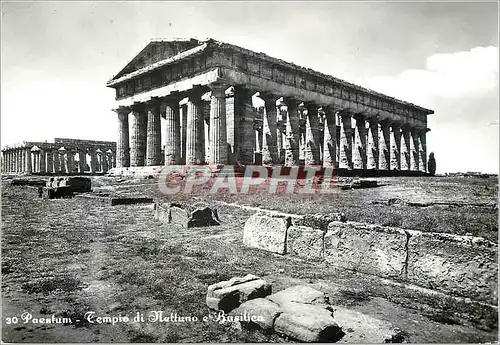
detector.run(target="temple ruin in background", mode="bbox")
[1,138,116,175]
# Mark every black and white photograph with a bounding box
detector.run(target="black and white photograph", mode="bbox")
[1,1,498,343]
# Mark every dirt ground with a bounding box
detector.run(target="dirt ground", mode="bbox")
[1,175,498,343]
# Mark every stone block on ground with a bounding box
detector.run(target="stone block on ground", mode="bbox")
[206,274,272,312]
[406,231,498,305]
[243,213,289,254]
[351,179,378,189]
[155,202,220,228]
[324,221,408,278]
[229,298,282,331]
[274,309,342,342]
[291,213,347,230]
[333,306,407,343]
[286,226,325,259]
[47,176,91,193]
[267,285,330,307]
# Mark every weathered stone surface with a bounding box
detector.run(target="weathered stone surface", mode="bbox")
[169,205,190,227]
[351,179,378,189]
[188,206,220,227]
[286,226,324,259]
[206,274,272,312]
[155,202,220,228]
[291,213,347,230]
[47,176,92,193]
[407,231,498,305]
[274,310,342,342]
[324,221,408,278]
[267,285,330,306]
[229,298,281,331]
[333,306,406,343]
[243,213,289,254]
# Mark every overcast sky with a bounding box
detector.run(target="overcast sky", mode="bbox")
[1,1,498,173]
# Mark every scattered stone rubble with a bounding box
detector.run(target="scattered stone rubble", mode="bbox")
[206,276,404,343]
[155,201,220,228]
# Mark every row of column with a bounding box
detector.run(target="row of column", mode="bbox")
[1,148,115,174]
[114,85,427,172]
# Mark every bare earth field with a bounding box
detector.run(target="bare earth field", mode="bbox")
[1,175,498,343]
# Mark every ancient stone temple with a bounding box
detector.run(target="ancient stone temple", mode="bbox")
[107,38,433,174]
[1,138,116,175]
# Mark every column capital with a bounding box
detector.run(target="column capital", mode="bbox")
[258,91,280,103]
[339,109,353,118]
[113,106,131,117]
[208,82,229,96]
[131,102,146,112]
[145,97,162,111]
[352,112,367,121]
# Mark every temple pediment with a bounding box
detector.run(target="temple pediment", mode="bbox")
[109,38,203,81]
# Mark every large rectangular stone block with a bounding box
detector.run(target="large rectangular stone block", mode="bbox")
[286,226,324,260]
[243,213,289,254]
[324,221,408,278]
[407,232,498,305]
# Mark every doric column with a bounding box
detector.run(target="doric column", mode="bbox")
[78,150,86,173]
[68,150,76,173]
[283,97,300,166]
[180,104,188,164]
[339,111,353,169]
[204,103,211,163]
[20,149,26,173]
[9,150,14,172]
[130,104,147,167]
[366,117,379,170]
[45,149,53,173]
[25,148,32,174]
[208,83,228,165]
[260,92,279,165]
[303,102,321,165]
[101,150,109,172]
[235,86,255,165]
[146,99,162,166]
[419,129,428,173]
[321,106,337,168]
[186,89,205,164]
[32,151,38,173]
[400,125,411,171]
[163,98,181,165]
[410,128,419,171]
[378,120,391,171]
[38,149,45,173]
[390,123,401,171]
[89,150,98,173]
[52,149,60,173]
[59,148,67,173]
[352,113,367,169]
[114,107,130,168]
